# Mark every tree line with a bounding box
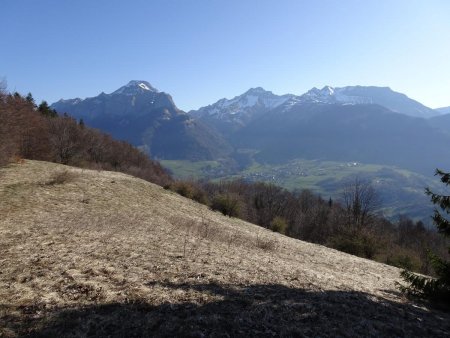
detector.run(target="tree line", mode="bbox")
[167,177,448,278]
[0,89,171,186]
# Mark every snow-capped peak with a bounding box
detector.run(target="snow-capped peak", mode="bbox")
[190,87,296,125]
[295,85,378,106]
[244,87,269,95]
[300,86,337,103]
[279,85,372,109]
[113,80,158,95]
[322,85,334,95]
[218,88,291,112]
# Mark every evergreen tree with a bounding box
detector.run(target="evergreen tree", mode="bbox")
[400,169,450,304]
[38,100,58,118]
[25,92,36,107]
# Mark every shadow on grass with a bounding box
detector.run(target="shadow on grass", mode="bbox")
[3,283,449,337]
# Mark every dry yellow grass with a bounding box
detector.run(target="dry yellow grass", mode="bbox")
[0,160,448,337]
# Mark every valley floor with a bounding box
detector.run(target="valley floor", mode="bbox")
[0,161,448,337]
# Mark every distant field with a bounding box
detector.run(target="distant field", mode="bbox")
[238,160,384,192]
[160,160,221,179]
[161,158,440,222]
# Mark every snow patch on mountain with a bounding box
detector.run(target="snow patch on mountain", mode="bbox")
[138,83,151,90]
[54,97,84,105]
[299,86,337,104]
[297,86,375,105]
[277,85,438,117]
[113,80,158,95]
[191,87,295,123]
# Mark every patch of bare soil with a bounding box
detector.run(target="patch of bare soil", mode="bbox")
[0,160,448,337]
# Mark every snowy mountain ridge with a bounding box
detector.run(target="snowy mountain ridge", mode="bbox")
[55,81,159,105]
[292,85,439,118]
[112,80,158,95]
[189,87,296,126]
[191,85,440,121]
[191,88,294,116]
[298,86,375,105]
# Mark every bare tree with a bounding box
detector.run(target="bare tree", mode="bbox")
[48,116,82,164]
[0,90,13,165]
[0,79,10,157]
[341,177,380,229]
[0,91,49,165]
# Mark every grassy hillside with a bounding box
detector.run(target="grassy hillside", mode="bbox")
[1,161,448,337]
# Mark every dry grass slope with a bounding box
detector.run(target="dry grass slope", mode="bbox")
[0,160,448,337]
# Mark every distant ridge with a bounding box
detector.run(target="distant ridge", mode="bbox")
[189,86,450,175]
[189,87,295,135]
[190,85,439,124]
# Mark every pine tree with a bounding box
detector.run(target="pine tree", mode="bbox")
[400,169,450,304]
[38,100,58,118]
[25,93,36,107]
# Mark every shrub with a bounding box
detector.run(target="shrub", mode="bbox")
[270,216,288,234]
[386,252,421,271]
[330,235,365,257]
[168,181,209,205]
[330,231,378,259]
[255,234,277,251]
[169,181,195,199]
[192,188,209,205]
[44,170,76,185]
[211,193,242,218]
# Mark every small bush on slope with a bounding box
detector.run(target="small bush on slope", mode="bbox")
[166,181,210,205]
[44,170,76,185]
[270,216,287,234]
[211,193,243,218]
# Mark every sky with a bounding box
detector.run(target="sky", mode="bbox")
[1,0,450,111]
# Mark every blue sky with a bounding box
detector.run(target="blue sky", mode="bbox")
[2,0,449,110]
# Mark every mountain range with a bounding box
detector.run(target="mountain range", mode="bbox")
[51,81,231,160]
[51,81,450,176]
[191,85,438,127]
[190,86,450,175]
